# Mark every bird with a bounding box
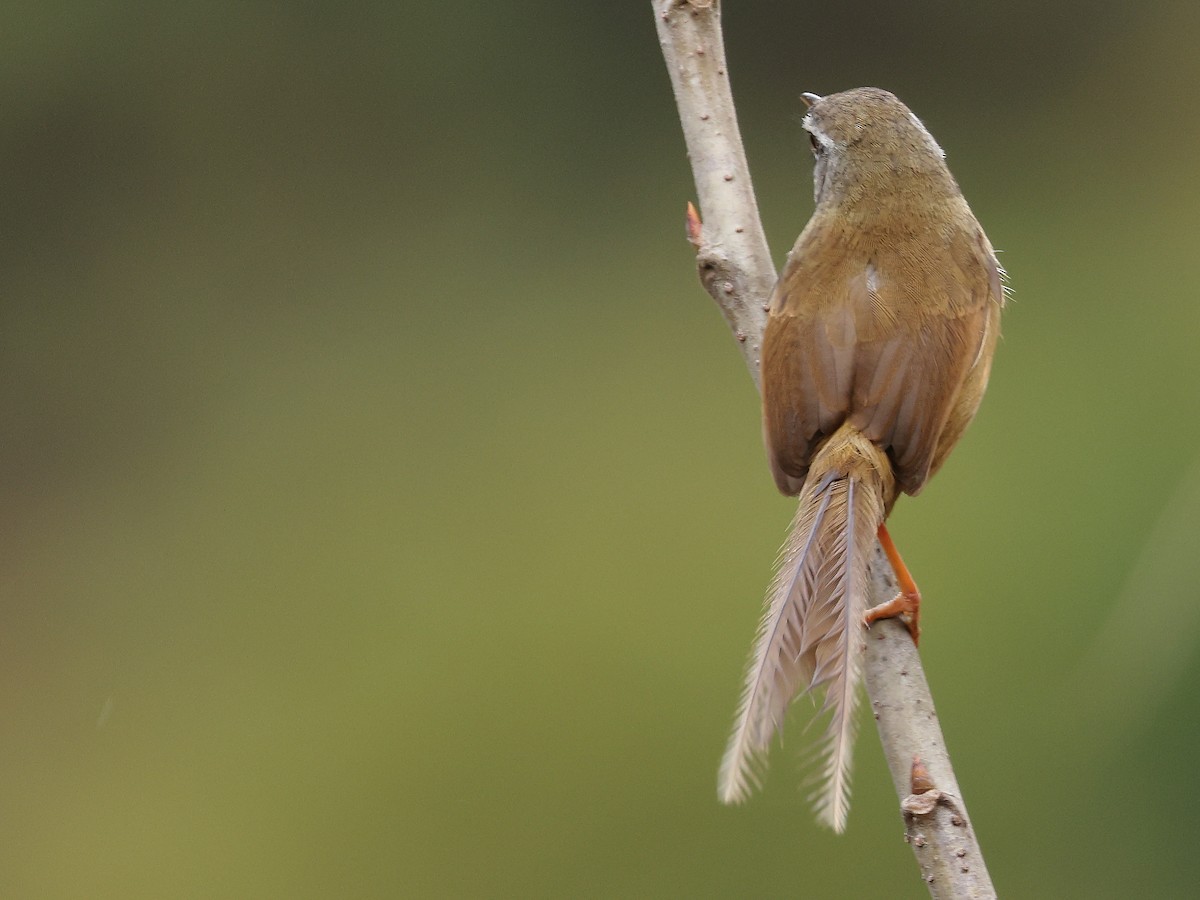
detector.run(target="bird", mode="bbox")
[717,88,1004,832]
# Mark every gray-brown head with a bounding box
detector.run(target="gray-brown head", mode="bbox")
[800,88,957,208]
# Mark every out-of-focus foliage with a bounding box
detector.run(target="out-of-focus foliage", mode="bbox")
[4,3,1200,897]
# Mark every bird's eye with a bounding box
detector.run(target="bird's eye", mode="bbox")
[808,132,823,155]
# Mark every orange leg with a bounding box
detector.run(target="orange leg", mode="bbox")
[864,523,922,645]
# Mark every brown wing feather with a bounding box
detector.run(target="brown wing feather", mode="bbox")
[762,219,857,495]
[763,211,1000,498]
[926,229,1004,481]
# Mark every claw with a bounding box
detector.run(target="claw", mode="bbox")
[864,590,921,644]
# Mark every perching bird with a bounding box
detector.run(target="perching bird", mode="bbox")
[717,88,1004,831]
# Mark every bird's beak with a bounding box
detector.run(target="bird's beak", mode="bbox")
[800,92,823,109]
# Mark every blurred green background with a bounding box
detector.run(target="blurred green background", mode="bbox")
[4,2,1200,897]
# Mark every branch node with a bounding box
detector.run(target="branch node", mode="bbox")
[685,201,703,247]
[910,755,936,794]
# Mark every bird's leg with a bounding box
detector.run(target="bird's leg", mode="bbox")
[864,523,922,645]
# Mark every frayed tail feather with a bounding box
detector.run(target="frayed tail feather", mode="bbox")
[718,429,887,831]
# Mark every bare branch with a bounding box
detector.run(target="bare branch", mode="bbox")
[654,2,995,896]
[867,610,996,897]
[653,0,774,388]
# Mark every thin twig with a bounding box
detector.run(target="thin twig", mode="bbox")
[653,2,995,896]
[652,0,774,388]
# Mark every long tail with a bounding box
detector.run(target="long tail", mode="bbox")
[718,424,892,832]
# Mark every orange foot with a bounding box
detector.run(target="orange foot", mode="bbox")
[864,590,921,645]
[863,523,922,645]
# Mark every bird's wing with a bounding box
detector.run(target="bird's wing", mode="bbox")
[763,217,998,496]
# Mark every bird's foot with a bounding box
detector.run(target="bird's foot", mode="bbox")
[864,589,921,645]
